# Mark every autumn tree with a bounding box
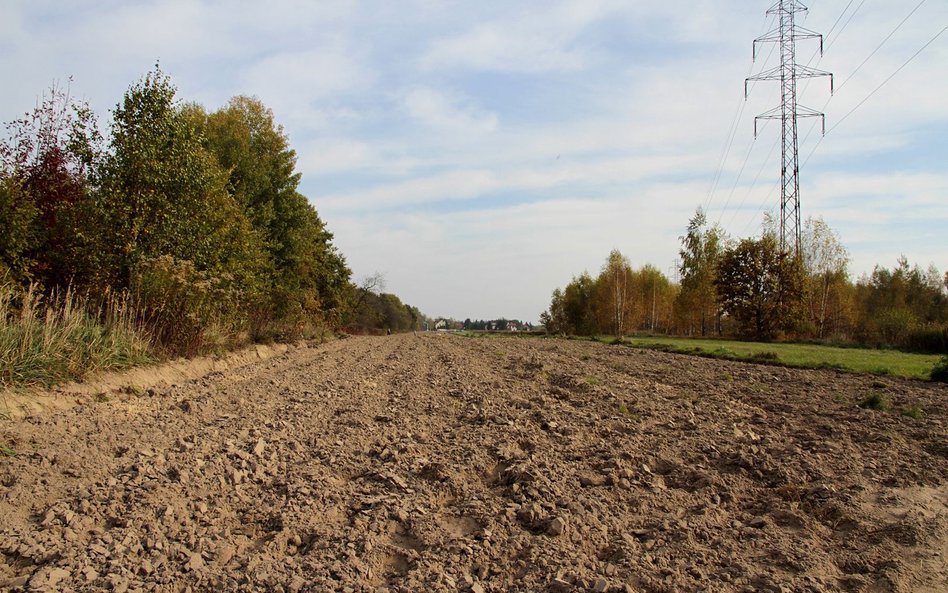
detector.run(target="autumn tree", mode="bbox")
[715,236,804,340]
[543,273,599,336]
[541,288,568,334]
[596,250,634,337]
[856,258,948,348]
[0,85,101,286]
[800,217,852,338]
[676,207,726,335]
[632,264,677,333]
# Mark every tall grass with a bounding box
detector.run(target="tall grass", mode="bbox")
[0,282,154,388]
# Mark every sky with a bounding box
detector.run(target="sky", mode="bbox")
[2,0,947,322]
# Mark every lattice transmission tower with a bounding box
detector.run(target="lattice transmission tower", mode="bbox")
[745,0,833,256]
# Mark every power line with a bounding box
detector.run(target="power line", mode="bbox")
[703,14,777,214]
[835,0,929,96]
[724,132,781,230]
[824,0,868,54]
[740,178,782,237]
[705,46,777,217]
[825,0,856,40]
[802,22,948,168]
[801,0,856,69]
[800,0,931,154]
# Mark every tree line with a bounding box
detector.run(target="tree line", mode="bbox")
[462,319,534,332]
[543,208,948,353]
[1,68,424,356]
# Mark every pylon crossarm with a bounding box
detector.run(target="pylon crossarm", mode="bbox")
[756,106,784,120]
[796,106,823,118]
[795,65,832,79]
[747,66,783,83]
[792,27,822,42]
[767,0,808,16]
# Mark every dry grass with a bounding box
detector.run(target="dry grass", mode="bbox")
[0,282,154,388]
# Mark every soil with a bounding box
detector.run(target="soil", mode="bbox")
[1,334,946,593]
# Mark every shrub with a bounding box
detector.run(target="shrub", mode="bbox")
[132,256,245,356]
[931,356,948,383]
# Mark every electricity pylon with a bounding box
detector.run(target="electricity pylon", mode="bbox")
[746,0,833,256]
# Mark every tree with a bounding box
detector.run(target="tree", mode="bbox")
[563,273,598,335]
[543,273,598,335]
[716,236,804,340]
[856,258,947,347]
[676,208,726,335]
[596,250,634,337]
[541,288,568,334]
[800,217,851,338]
[0,84,101,286]
[632,264,676,333]
[189,95,350,323]
[94,66,265,292]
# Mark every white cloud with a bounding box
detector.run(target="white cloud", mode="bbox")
[418,0,627,73]
[403,87,499,136]
[240,45,373,127]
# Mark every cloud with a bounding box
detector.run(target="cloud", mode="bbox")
[240,45,373,128]
[418,0,626,73]
[403,87,499,136]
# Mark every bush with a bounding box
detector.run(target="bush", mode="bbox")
[132,256,246,356]
[932,356,948,383]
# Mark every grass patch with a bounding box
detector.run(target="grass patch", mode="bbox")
[901,404,925,419]
[0,444,15,457]
[617,403,639,420]
[859,392,887,411]
[605,336,941,381]
[585,375,601,386]
[1,282,154,389]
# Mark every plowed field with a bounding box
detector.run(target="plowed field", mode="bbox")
[2,334,946,593]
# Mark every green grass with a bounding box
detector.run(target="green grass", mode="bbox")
[0,444,15,457]
[932,355,948,383]
[859,392,887,410]
[1,283,154,389]
[604,336,943,381]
